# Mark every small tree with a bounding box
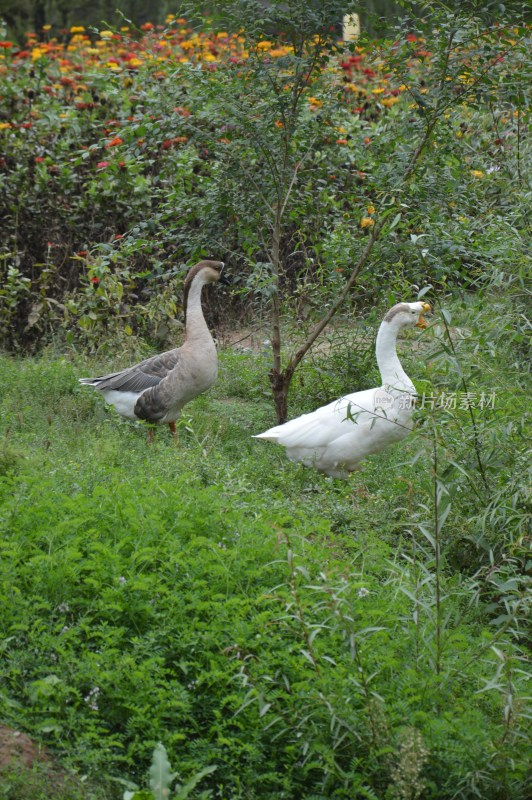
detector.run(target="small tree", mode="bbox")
[178,0,529,422]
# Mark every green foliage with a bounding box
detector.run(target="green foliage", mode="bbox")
[1,5,529,357]
[0,281,530,798]
[124,742,216,800]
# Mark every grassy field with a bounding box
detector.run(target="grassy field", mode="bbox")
[0,290,529,800]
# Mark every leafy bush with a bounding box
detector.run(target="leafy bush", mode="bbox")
[1,7,529,354]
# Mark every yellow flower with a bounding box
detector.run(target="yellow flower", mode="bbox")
[100,30,114,39]
[366,205,375,215]
[70,26,85,33]
[381,97,399,107]
[470,170,484,179]
[31,47,44,60]
[360,217,375,228]
[0,122,12,130]
[257,41,272,49]
[42,24,52,31]
[371,87,385,94]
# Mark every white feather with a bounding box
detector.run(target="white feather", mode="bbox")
[254,301,430,478]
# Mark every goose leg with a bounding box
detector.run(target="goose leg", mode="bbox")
[168,421,178,440]
[147,427,155,444]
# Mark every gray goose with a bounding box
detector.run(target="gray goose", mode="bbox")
[80,260,228,438]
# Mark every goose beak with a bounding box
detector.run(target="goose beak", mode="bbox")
[415,302,431,328]
[218,271,231,286]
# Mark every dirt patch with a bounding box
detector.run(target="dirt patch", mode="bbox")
[0,725,51,772]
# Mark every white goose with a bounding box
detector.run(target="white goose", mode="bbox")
[254,301,431,478]
[80,260,228,437]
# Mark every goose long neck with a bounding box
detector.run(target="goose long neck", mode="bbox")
[184,276,212,343]
[375,321,414,392]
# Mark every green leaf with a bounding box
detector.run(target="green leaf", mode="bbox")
[388,213,401,231]
[149,743,176,800]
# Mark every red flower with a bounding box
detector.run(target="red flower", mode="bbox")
[77,250,88,257]
[35,156,45,163]
[0,41,13,49]
[96,161,110,169]
[105,136,123,148]
[90,276,100,285]
[141,22,154,31]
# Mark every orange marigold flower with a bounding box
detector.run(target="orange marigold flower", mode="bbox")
[0,41,13,49]
[360,217,375,228]
[141,22,154,31]
[336,138,348,145]
[105,136,123,148]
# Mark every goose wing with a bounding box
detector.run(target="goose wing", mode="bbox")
[79,348,183,393]
[255,388,379,448]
